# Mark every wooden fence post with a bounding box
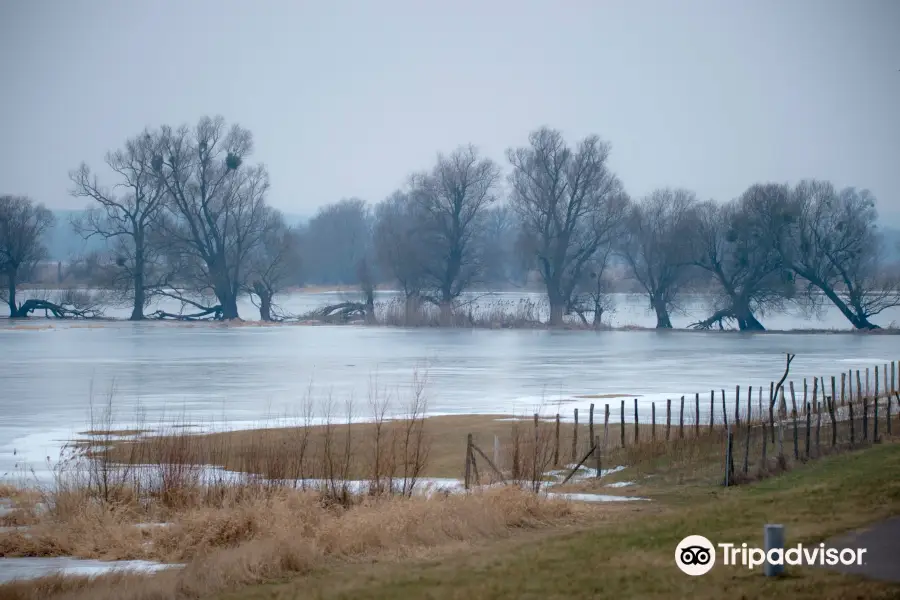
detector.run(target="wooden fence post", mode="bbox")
[665,399,671,441]
[848,370,853,404]
[651,402,657,441]
[888,392,893,436]
[789,382,799,461]
[464,433,473,491]
[721,389,728,430]
[872,365,878,444]
[694,393,700,437]
[892,361,896,394]
[828,394,837,448]
[620,400,625,448]
[758,386,763,422]
[603,404,609,452]
[815,382,821,455]
[742,395,751,474]
[812,377,820,454]
[724,427,734,487]
[831,376,837,419]
[866,368,870,398]
[856,370,862,405]
[594,435,601,479]
[572,408,579,463]
[874,381,880,444]
[761,420,768,467]
[710,390,715,431]
[634,398,639,444]
[876,363,881,404]
[554,414,560,466]
[679,396,685,439]
[841,373,846,406]
[769,381,775,443]
[849,401,855,445]
[735,385,741,427]
[603,404,610,454]
[589,403,595,454]
[777,388,786,459]
[805,402,811,458]
[863,398,869,441]
[804,379,809,417]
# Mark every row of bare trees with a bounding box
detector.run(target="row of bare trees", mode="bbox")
[64,117,302,321]
[1,117,303,321]
[3,120,899,327]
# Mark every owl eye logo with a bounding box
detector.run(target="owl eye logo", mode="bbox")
[680,545,712,565]
[675,535,716,575]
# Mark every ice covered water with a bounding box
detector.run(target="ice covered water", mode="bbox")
[1,291,898,479]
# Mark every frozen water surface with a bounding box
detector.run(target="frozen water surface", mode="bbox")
[1,292,898,478]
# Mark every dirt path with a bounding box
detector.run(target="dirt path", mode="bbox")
[823,516,900,582]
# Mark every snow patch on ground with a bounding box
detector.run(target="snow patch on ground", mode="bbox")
[0,557,182,583]
[546,492,648,502]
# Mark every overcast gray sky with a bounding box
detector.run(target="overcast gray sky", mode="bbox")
[2,0,899,223]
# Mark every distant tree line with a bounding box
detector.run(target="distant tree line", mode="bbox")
[2,117,899,329]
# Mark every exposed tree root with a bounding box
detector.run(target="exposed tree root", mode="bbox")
[309,301,370,323]
[689,307,766,331]
[148,306,223,321]
[9,298,103,319]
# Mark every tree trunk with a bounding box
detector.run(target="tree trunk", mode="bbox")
[734,300,765,331]
[363,286,376,324]
[819,285,878,330]
[548,302,565,326]
[6,270,16,317]
[652,297,672,329]
[258,291,272,322]
[439,301,453,326]
[130,273,145,321]
[404,294,420,325]
[794,269,880,330]
[216,287,240,320]
[130,241,145,321]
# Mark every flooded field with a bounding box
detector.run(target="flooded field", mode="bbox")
[1,291,897,480]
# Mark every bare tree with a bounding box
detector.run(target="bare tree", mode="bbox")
[302,198,372,285]
[690,185,795,331]
[570,242,616,327]
[373,191,427,322]
[784,181,900,329]
[507,127,628,325]
[411,145,500,323]
[480,203,528,288]
[245,209,301,321]
[153,116,272,320]
[69,130,168,320]
[0,195,55,317]
[619,188,698,328]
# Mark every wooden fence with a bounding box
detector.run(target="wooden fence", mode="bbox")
[462,358,899,490]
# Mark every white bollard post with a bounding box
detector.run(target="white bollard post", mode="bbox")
[493,435,501,470]
[764,524,785,577]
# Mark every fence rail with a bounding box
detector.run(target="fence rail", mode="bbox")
[461,358,899,490]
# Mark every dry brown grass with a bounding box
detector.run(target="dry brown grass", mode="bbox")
[0,486,592,600]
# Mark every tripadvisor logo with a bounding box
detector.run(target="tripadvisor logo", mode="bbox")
[675,535,716,576]
[675,534,868,575]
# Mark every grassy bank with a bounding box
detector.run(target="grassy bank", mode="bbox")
[216,441,900,600]
[3,424,899,598]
